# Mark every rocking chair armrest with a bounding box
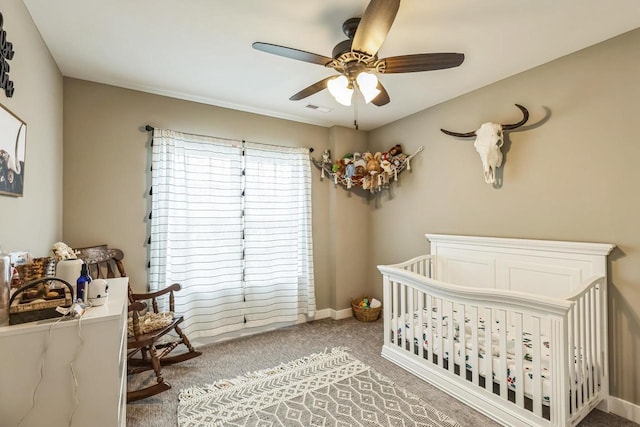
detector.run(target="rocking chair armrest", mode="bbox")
[130,283,182,301]
[128,301,147,313]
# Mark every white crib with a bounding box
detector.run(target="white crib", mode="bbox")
[377,234,615,427]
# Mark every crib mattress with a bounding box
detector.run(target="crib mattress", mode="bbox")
[394,308,554,405]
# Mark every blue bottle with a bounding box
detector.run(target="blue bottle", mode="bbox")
[76,263,92,303]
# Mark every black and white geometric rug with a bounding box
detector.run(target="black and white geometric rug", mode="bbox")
[177,347,460,427]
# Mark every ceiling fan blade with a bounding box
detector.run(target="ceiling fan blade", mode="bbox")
[253,42,334,66]
[289,76,334,101]
[371,81,390,106]
[380,53,465,73]
[351,0,400,56]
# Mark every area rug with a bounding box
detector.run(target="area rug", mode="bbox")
[177,347,461,427]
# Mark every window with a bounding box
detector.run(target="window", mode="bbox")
[148,129,315,341]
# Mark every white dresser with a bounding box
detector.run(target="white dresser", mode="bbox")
[0,277,128,427]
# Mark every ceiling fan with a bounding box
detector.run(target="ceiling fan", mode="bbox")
[253,0,465,108]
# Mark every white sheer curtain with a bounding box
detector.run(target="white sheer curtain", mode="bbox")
[243,142,315,327]
[149,129,315,340]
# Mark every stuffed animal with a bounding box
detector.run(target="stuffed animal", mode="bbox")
[332,158,352,185]
[380,159,394,185]
[362,175,372,190]
[51,242,77,261]
[364,152,382,174]
[321,149,331,164]
[351,152,367,179]
[388,144,403,157]
[332,158,348,176]
[345,162,355,179]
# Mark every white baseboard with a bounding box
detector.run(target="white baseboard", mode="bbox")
[609,396,640,424]
[314,307,353,320]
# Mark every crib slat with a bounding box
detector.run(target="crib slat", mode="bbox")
[579,295,587,409]
[590,287,597,398]
[470,306,479,386]
[447,300,455,373]
[484,308,492,392]
[393,281,399,346]
[497,310,507,399]
[426,295,434,364]
[514,313,524,407]
[459,304,467,381]
[567,304,576,414]
[400,284,407,350]
[437,298,444,369]
[595,283,603,394]
[532,317,542,417]
[550,316,569,426]
[417,290,425,359]
[585,289,593,400]
[574,297,583,412]
[383,276,391,347]
[408,288,415,354]
[592,285,601,395]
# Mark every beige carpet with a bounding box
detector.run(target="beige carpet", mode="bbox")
[127,317,637,427]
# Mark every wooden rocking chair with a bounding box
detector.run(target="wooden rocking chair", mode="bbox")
[75,245,202,402]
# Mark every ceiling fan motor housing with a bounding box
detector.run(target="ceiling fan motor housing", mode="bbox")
[342,17,361,39]
[332,39,354,59]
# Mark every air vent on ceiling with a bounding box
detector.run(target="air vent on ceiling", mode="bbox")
[305,103,331,113]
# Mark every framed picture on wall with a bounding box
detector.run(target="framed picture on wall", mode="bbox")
[0,103,26,197]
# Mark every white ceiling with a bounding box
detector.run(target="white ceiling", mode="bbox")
[23,0,640,131]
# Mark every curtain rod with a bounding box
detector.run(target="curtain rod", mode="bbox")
[145,125,314,153]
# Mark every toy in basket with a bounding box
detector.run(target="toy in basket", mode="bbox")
[9,278,74,325]
[351,296,382,322]
[14,257,56,286]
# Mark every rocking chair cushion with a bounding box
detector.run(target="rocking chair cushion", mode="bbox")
[128,311,174,337]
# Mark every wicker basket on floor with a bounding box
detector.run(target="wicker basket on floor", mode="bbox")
[351,297,381,322]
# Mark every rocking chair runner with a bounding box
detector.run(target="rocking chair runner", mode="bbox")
[75,245,202,402]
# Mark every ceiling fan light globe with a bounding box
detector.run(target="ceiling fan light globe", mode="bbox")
[334,90,354,106]
[361,86,381,104]
[328,75,353,106]
[356,72,381,104]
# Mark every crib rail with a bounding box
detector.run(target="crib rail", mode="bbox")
[378,257,606,427]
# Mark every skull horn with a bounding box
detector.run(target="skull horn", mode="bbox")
[501,104,529,130]
[440,128,476,138]
[440,104,530,137]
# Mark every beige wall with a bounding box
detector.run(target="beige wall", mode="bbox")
[0,0,63,256]
[326,126,371,310]
[62,79,373,311]
[368,28,640,405]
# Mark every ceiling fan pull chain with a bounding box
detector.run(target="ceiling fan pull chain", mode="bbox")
[354,99,359,130]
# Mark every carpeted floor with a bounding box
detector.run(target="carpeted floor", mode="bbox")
[127,317,637,427]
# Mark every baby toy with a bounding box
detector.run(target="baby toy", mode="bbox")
[364,152,382,174]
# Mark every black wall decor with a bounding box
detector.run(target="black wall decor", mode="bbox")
[0,12,15,97]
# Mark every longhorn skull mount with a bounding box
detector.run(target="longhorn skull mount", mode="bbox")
[440,104,529,185]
